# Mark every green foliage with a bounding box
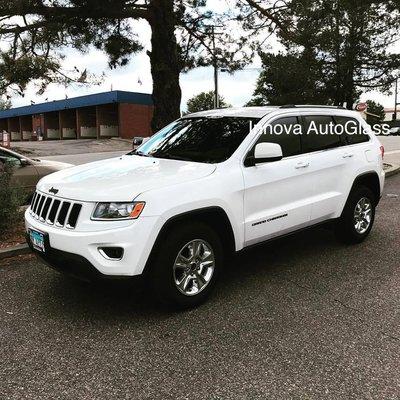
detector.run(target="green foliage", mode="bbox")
[0,1,243,93]
[246,51,330,106]
[365,100,385,125]
[0,52,60,95]
[0,163,24,233]
[186,91,231,113]
[0,1,246,129]
[101,33,143,68]
[241,0,400,108]
[0,97,11,110]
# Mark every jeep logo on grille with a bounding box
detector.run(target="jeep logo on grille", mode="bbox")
[49,187,59,195]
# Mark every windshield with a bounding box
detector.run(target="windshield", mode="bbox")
[0,149,23,166]
[129,117,260,163]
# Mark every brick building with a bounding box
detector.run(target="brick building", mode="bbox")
[0,91,153,141]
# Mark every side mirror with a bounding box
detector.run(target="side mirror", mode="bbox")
[132,137,144,149]
[245,143,283,167]
[20,158,31,167]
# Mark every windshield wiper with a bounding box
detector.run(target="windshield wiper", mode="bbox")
[153,152,192,162]
[128,150,152,157]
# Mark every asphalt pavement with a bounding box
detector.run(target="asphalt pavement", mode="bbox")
[0,175,399,399]
[10,137,131,165]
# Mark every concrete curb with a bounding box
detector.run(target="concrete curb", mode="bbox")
[385,163,400,178]
[0,244,31,260]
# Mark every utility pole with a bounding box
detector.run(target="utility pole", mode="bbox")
[211,26,219,109]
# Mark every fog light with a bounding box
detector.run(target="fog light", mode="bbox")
[98,247,124,260]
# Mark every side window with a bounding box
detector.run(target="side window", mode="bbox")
[334,116,370,145]
[302,115,342,153]
[256,117,302,158]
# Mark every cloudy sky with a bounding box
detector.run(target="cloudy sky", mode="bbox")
[10,6,400,112]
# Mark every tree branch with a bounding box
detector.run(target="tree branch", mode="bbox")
[0,4,150,21]
[244,0,293,40]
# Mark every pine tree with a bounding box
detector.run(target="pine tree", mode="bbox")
[241,0,400,108]
[0,1,246,130]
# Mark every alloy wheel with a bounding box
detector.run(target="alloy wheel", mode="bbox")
[173,239,215,296]
[354,197,373,234]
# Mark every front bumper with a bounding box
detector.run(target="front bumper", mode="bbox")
[27,235,110,281]
[25,209,162,277]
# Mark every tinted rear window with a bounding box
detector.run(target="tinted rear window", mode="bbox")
[334,116,370,145]
[302,115,342,153]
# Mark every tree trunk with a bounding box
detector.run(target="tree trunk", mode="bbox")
[148,0,181,132]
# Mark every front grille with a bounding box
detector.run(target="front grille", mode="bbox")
[29,191,82,229]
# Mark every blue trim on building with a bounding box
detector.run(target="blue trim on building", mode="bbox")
[0,91,153,119]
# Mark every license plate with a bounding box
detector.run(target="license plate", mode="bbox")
[29,229,45,253]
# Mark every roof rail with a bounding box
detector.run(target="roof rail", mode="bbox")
[279,105,347,110]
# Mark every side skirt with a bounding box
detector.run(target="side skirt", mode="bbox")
[238,219,337,254]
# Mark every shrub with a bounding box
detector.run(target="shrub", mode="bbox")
[0,162,25,233]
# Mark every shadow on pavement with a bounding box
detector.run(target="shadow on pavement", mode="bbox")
[35,225,341,321]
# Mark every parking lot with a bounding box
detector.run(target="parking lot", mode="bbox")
[0,173,399,399]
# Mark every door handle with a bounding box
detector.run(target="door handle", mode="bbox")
[295,162,310,169]
[343,153,354,159]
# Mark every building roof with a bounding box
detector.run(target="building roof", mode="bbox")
[0,90,153,119]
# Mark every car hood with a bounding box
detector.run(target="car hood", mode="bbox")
[37,155,216,202]
[34,159,74,170]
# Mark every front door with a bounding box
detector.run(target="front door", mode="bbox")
[300,115,349,223]
[242,116,314,247]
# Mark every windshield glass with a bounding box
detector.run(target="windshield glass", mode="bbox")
[129,117,260,163]
[0,149,22,166]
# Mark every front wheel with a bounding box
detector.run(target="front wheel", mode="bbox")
[149,222,223,309]
[335,186,376,244]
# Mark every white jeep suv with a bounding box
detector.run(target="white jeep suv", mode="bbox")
[25,106,385,308]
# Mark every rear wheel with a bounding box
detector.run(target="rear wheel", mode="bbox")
[335,186,376,244]
[149,222,223,309]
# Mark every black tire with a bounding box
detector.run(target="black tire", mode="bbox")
[335,186,376,244]
[148,221,223,309]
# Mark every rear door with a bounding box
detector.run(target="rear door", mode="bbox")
[334,115,374,207]
[300,114,349,222]
[242,116,314,246]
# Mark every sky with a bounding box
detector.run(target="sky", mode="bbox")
[9,6,400,112]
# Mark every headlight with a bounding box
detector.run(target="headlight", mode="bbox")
[92,202,145,220]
